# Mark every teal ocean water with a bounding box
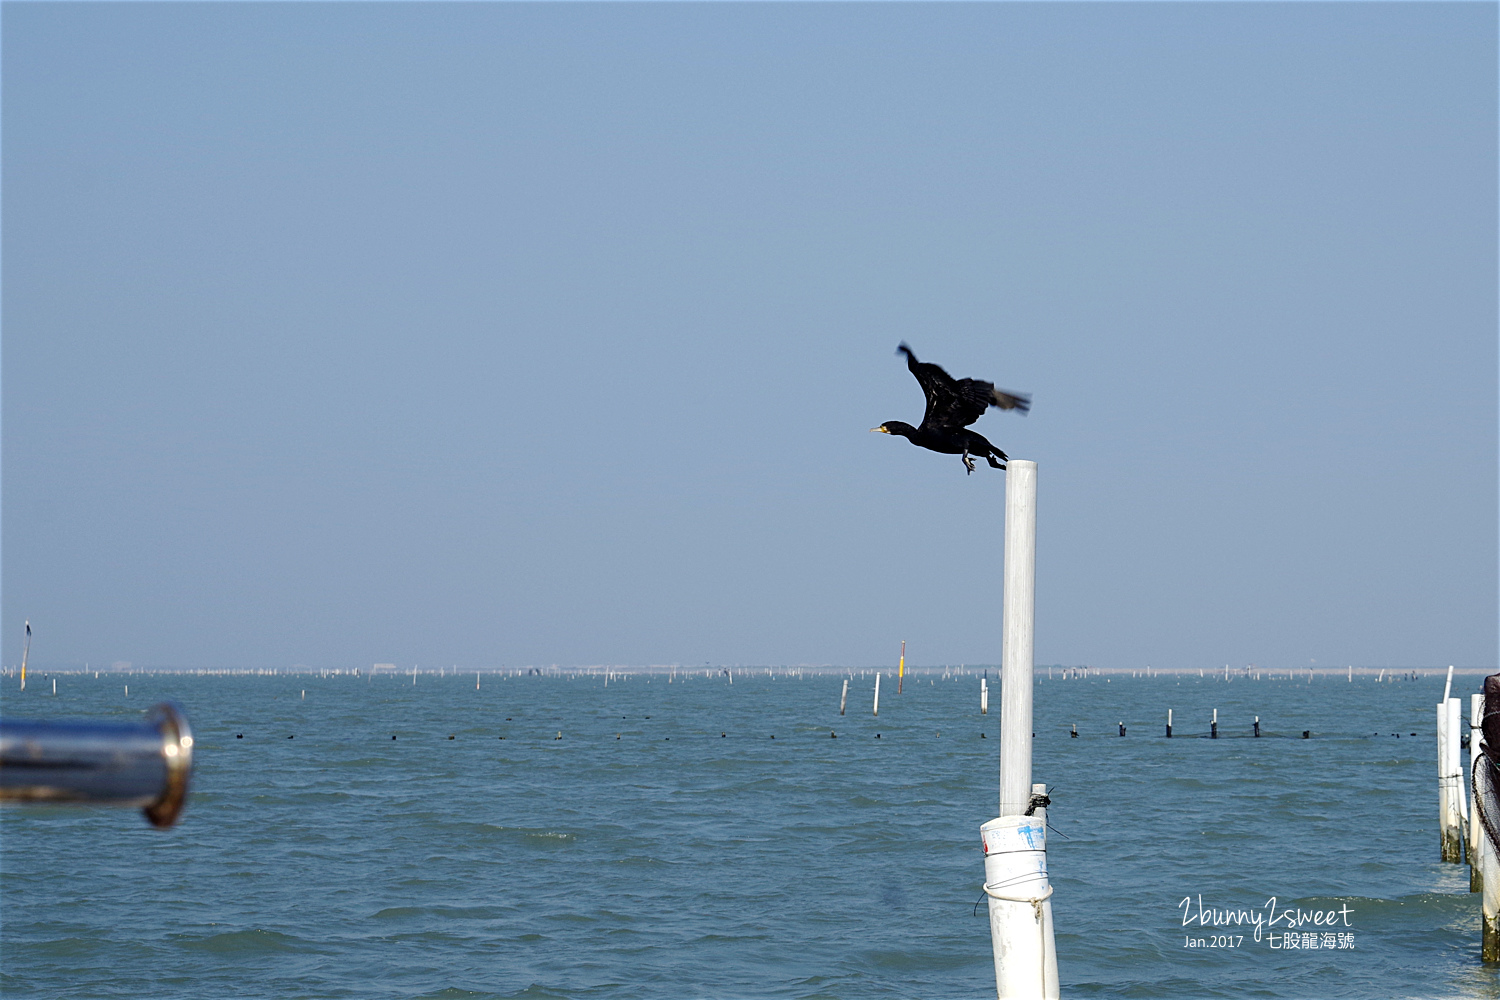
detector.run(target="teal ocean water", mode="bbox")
[1,668,1494,999]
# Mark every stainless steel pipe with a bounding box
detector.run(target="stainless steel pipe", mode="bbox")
[0,702,193,828]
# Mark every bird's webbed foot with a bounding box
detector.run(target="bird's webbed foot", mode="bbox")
[962,453,976,474]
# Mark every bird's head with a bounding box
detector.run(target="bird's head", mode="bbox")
[871,421,916,439]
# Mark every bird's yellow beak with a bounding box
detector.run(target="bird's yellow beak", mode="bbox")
[870,426,888,433]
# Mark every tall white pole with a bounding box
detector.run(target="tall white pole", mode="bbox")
[984,460,1055,1000]
[873,673,881,716]
[1000,461,1037,818]
[1441,698,1465,862]
[1439,701,1452,858]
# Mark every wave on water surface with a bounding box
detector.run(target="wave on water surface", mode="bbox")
[1,669,1494,998]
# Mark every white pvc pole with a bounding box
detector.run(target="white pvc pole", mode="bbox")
[873,673,881,717]
[1441,699,1464,862]
[1032,782,1059,989]
[1439,701,1449,856]
[985,460,1055,1000]
[1000,460,1037,818]
[840,679,848,716]
[1453,698,1470,856]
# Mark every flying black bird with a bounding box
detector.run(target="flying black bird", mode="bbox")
[871,343,1030,474]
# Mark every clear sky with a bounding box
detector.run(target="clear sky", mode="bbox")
[3,3,1495,671]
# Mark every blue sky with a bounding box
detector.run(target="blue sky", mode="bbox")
[3,3,1495,670]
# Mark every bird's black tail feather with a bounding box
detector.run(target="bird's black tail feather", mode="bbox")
[989,387,1030,414]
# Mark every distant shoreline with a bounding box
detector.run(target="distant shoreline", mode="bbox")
[2,664,1493,678]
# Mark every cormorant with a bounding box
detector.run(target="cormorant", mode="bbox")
[871,343,1030,473]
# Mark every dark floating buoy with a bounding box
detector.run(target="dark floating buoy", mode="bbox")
[770,735,775,739]
[288,735,295,739]
[1118,722,1126,737]
[830,731,837,738]
[448,735,455,740]
[499,736,505,740]
[721,733,726,738]
[1253,717,1260,738]
[1302,731,1311,739]
[1070,724,1077,739]
[981,733,986,738]
[236,734,243,739]
[664,737,669,741]
[616,734,621,739]
[392,735,397,740]
[875,733,881,739]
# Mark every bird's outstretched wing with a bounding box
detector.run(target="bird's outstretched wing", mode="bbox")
[898,343,1030,430]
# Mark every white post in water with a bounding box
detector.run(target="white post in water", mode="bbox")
[1439,700,1452,858]
[983,460,1056,1000]
[840,679,849,716]
[981,677,989,715]
[999,461,1037,816]
[1457,699,1472,846]
[873,673,881,716]
[1440,697,1465,862]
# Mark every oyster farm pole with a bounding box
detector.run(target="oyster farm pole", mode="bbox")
[981,460,1059,998]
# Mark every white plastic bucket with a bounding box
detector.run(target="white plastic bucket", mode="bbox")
[981,814,1057,999]
[981,815,1049,901]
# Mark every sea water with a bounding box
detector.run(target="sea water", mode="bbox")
[1,669,1494,999]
